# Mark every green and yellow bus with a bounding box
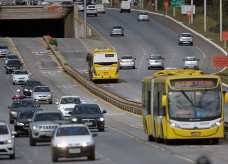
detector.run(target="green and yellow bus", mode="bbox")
[87,48,119,82]
[142,69,228,144]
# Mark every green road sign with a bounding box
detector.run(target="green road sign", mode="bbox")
[171,0,184,8]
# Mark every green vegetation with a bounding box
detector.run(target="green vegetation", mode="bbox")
[49,38,58,46]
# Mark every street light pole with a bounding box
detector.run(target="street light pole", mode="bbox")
[84,0,87,39]
[220,0,222,41]
[204,0,206,32]
[155,0,157,11]
[191,0,193,24]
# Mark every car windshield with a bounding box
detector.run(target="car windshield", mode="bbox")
[0,125,9,134]
[34,87,50,92]
[18,111,35,119]
[121,56,133,59]
[88,5,95,8]
[140,12,148,15]
[186,57,197,61]
[12,101,35,108]
[0,45,8,49]
[168,89,221,119]
[74,105,101,114]
[181,33,191,37]
[56,127,89,136]
[7,56,18,59]
[96,4,103,7]
[25,81,41,87]
[60,97,81,104]
[8,60,21,65]
[113,26,122,29]
[14,70,28,74]
[34,113,63,121]
[149,55,161,60]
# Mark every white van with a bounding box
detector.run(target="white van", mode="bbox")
[120,1,131,13]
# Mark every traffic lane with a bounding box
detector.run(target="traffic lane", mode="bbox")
[6,38,196,164]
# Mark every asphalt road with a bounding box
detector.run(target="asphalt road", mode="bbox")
[0,37,228,163]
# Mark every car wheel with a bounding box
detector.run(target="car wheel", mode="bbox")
[52,151,58,162]
[103,12,105,14]
[98,127,105,132]
[122,34,124,36]
[120,10,122,13]
[29,134,36,146]
[86,14,88,16]
[110,34,113,37]
[191,42,193,46]
[133,66,135,69]
[95,14,97,16]
[9,153,15,159]
[6,70,8,74]
[13,82,15,85]
[49,101,53,104]
[15,133,20,138]
[161,67,164,70]
[10,118,14,124]
[137,19,140,21]
[128,10,130,13]
[211,138,219,145]
[178,42,181,46]
[148,67,150,70]
[147,19,149,21]
[88,151,95,160]
[148,135,155,141]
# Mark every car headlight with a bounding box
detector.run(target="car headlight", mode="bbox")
[4,139,12,144]
[72,118,77,122]
[13,77,17,79]
[7,66,11,69]
[25,77,29,80]
[48,94,51,98]
[24,89,28,91]
[33,125,38,129]
[81,142,88,147]
[56,143,67,148]
[168,121,181,128]
[17,122,24,126]
[33,94,37,97]
[99,117,104,121]
[211,120,223,127]
[11,111,17,115]
[59,106,64,110]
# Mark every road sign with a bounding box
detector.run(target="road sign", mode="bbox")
[181,5,195,14]
[187,11,191,18]
[223,32,228,40]
[42,6,63,12]
[214,56,228,67]
[171,0,184,8]
[164,2,168,9]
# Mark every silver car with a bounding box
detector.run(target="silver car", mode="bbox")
[110,25,124,37]
[32,86,53,104]
[0,44,10,57]
[119,55,136,69]
[0,121,16,159]
[96,4,105,13]
[183,56,200,70]
[137,12,149,21]
[178,33,193,46]
[75,1,84,11]
[29,110,65,146]
[51,124,96,162]
[4,54,18,64]
[12,70,30,85]
[147,54,165,70]
[86,5,97,16]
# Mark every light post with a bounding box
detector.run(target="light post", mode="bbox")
[220,0,222,41]
[204,0,206,32]
[84,0,87,39]
[191,0,193,24]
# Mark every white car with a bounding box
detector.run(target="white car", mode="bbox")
[86,5,97,16]
[12,70,30,85]
[0,121,16,159]
[51,124,96,162]
[178,33,193,46]
[183,56,200,70]
[96,4,105,13]
[137,12,149,21]
[75,1,84,11]
[56,96,82,117]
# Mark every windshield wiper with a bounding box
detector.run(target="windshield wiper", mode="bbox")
[180,90,194,108]
[198,89,207,108]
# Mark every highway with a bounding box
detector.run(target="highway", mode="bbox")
[0,8,228,164]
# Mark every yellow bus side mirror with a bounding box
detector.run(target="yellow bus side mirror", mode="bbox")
[162,95,167,107]
[225,93,228,104]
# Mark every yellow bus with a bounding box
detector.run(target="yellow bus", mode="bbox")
[86,48,119,82]
[142,69,228,144]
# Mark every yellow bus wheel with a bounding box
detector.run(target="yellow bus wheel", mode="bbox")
[148,135,154,141]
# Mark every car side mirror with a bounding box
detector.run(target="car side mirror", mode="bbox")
[103,110,107,114]
[92,133,98,137]
[56,102,59,105]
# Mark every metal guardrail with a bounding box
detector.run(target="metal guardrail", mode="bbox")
[43,37,142,115]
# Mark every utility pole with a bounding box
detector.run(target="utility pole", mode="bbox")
[155,0,157,11]
[191,0,193,24]
[204,0,206,32]
[84,0,87,39]
[173,0,176,17]
[220,0,222,41]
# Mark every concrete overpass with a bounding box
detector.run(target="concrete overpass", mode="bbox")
[0,5,76,37]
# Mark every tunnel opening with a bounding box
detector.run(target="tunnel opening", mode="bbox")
[0,19,64,38]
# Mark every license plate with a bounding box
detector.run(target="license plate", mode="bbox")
[85,122,93,126]
[45,132,53,136]
[191,132,201,136]
[103,72,109,75]
[69,149,81,154]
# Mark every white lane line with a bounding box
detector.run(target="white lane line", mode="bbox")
[195,46,206,58]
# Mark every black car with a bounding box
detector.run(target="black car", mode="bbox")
[22,80,42,97]
[5,59,23,74]
[14,108,43,137]
[70,104,106,131]
[8,99,40,124]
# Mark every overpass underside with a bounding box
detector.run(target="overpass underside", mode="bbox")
[0,6,75,38]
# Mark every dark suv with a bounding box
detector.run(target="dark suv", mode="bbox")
[70,103,106,131]
[22,80,42,97]
[5,59,23,74]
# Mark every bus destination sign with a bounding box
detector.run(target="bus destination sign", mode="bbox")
[170,79,217,89]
